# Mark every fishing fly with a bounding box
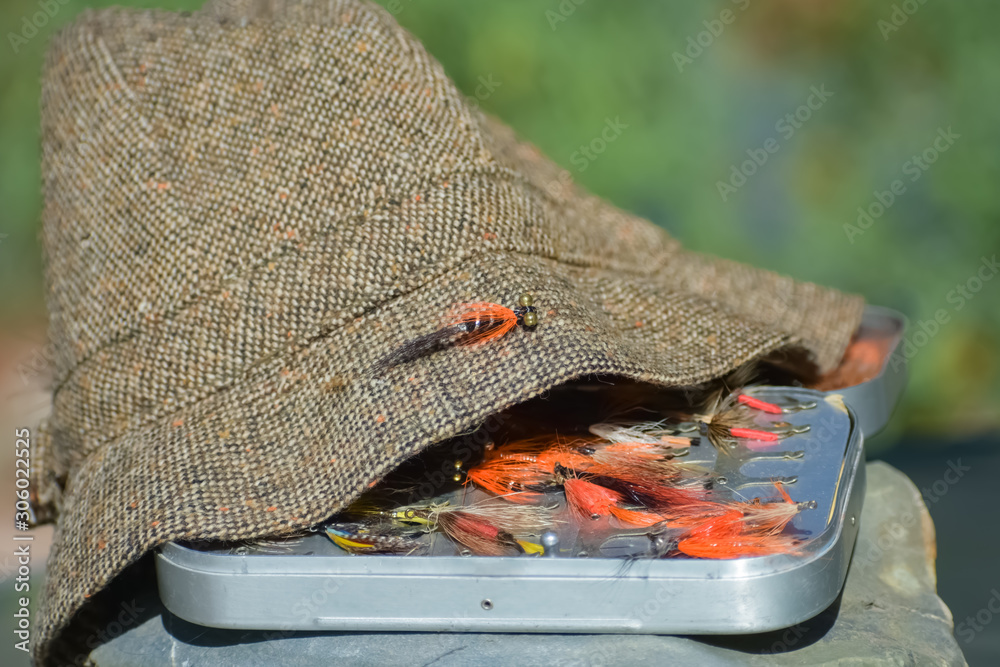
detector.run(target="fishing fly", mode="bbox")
[673,484,815,559]
[375,293,539,370]
[328,500,554,557]
[325,523,426,555]
[623,482,815,560]
[314,377,822,563]
[695,382,815,451]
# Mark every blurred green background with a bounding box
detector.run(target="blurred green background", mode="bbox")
[1,2,998,665]
[2,0,998,444]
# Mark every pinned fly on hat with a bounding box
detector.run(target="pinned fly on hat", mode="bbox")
[374,293,539,371]
[29,0,863,663]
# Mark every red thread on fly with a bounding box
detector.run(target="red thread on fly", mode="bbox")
[736,394,782,414]
[375,293,539,370]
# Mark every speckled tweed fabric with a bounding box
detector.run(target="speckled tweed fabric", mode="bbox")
[30,0,864,663]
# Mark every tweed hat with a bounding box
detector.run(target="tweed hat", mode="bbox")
[31,0,863,662]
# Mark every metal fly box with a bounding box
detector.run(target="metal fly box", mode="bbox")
[155,307,905,635]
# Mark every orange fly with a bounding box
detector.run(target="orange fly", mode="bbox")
[660,483,814,559]
[374,293,539,370]
[466,437,594,503]
[676,533,800,559]
[662,482,812,532]
[563,477,665,528]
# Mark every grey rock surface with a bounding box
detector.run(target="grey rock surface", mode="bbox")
[90,462,966,666]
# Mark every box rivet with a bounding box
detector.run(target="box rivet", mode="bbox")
[481,599,493,611]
